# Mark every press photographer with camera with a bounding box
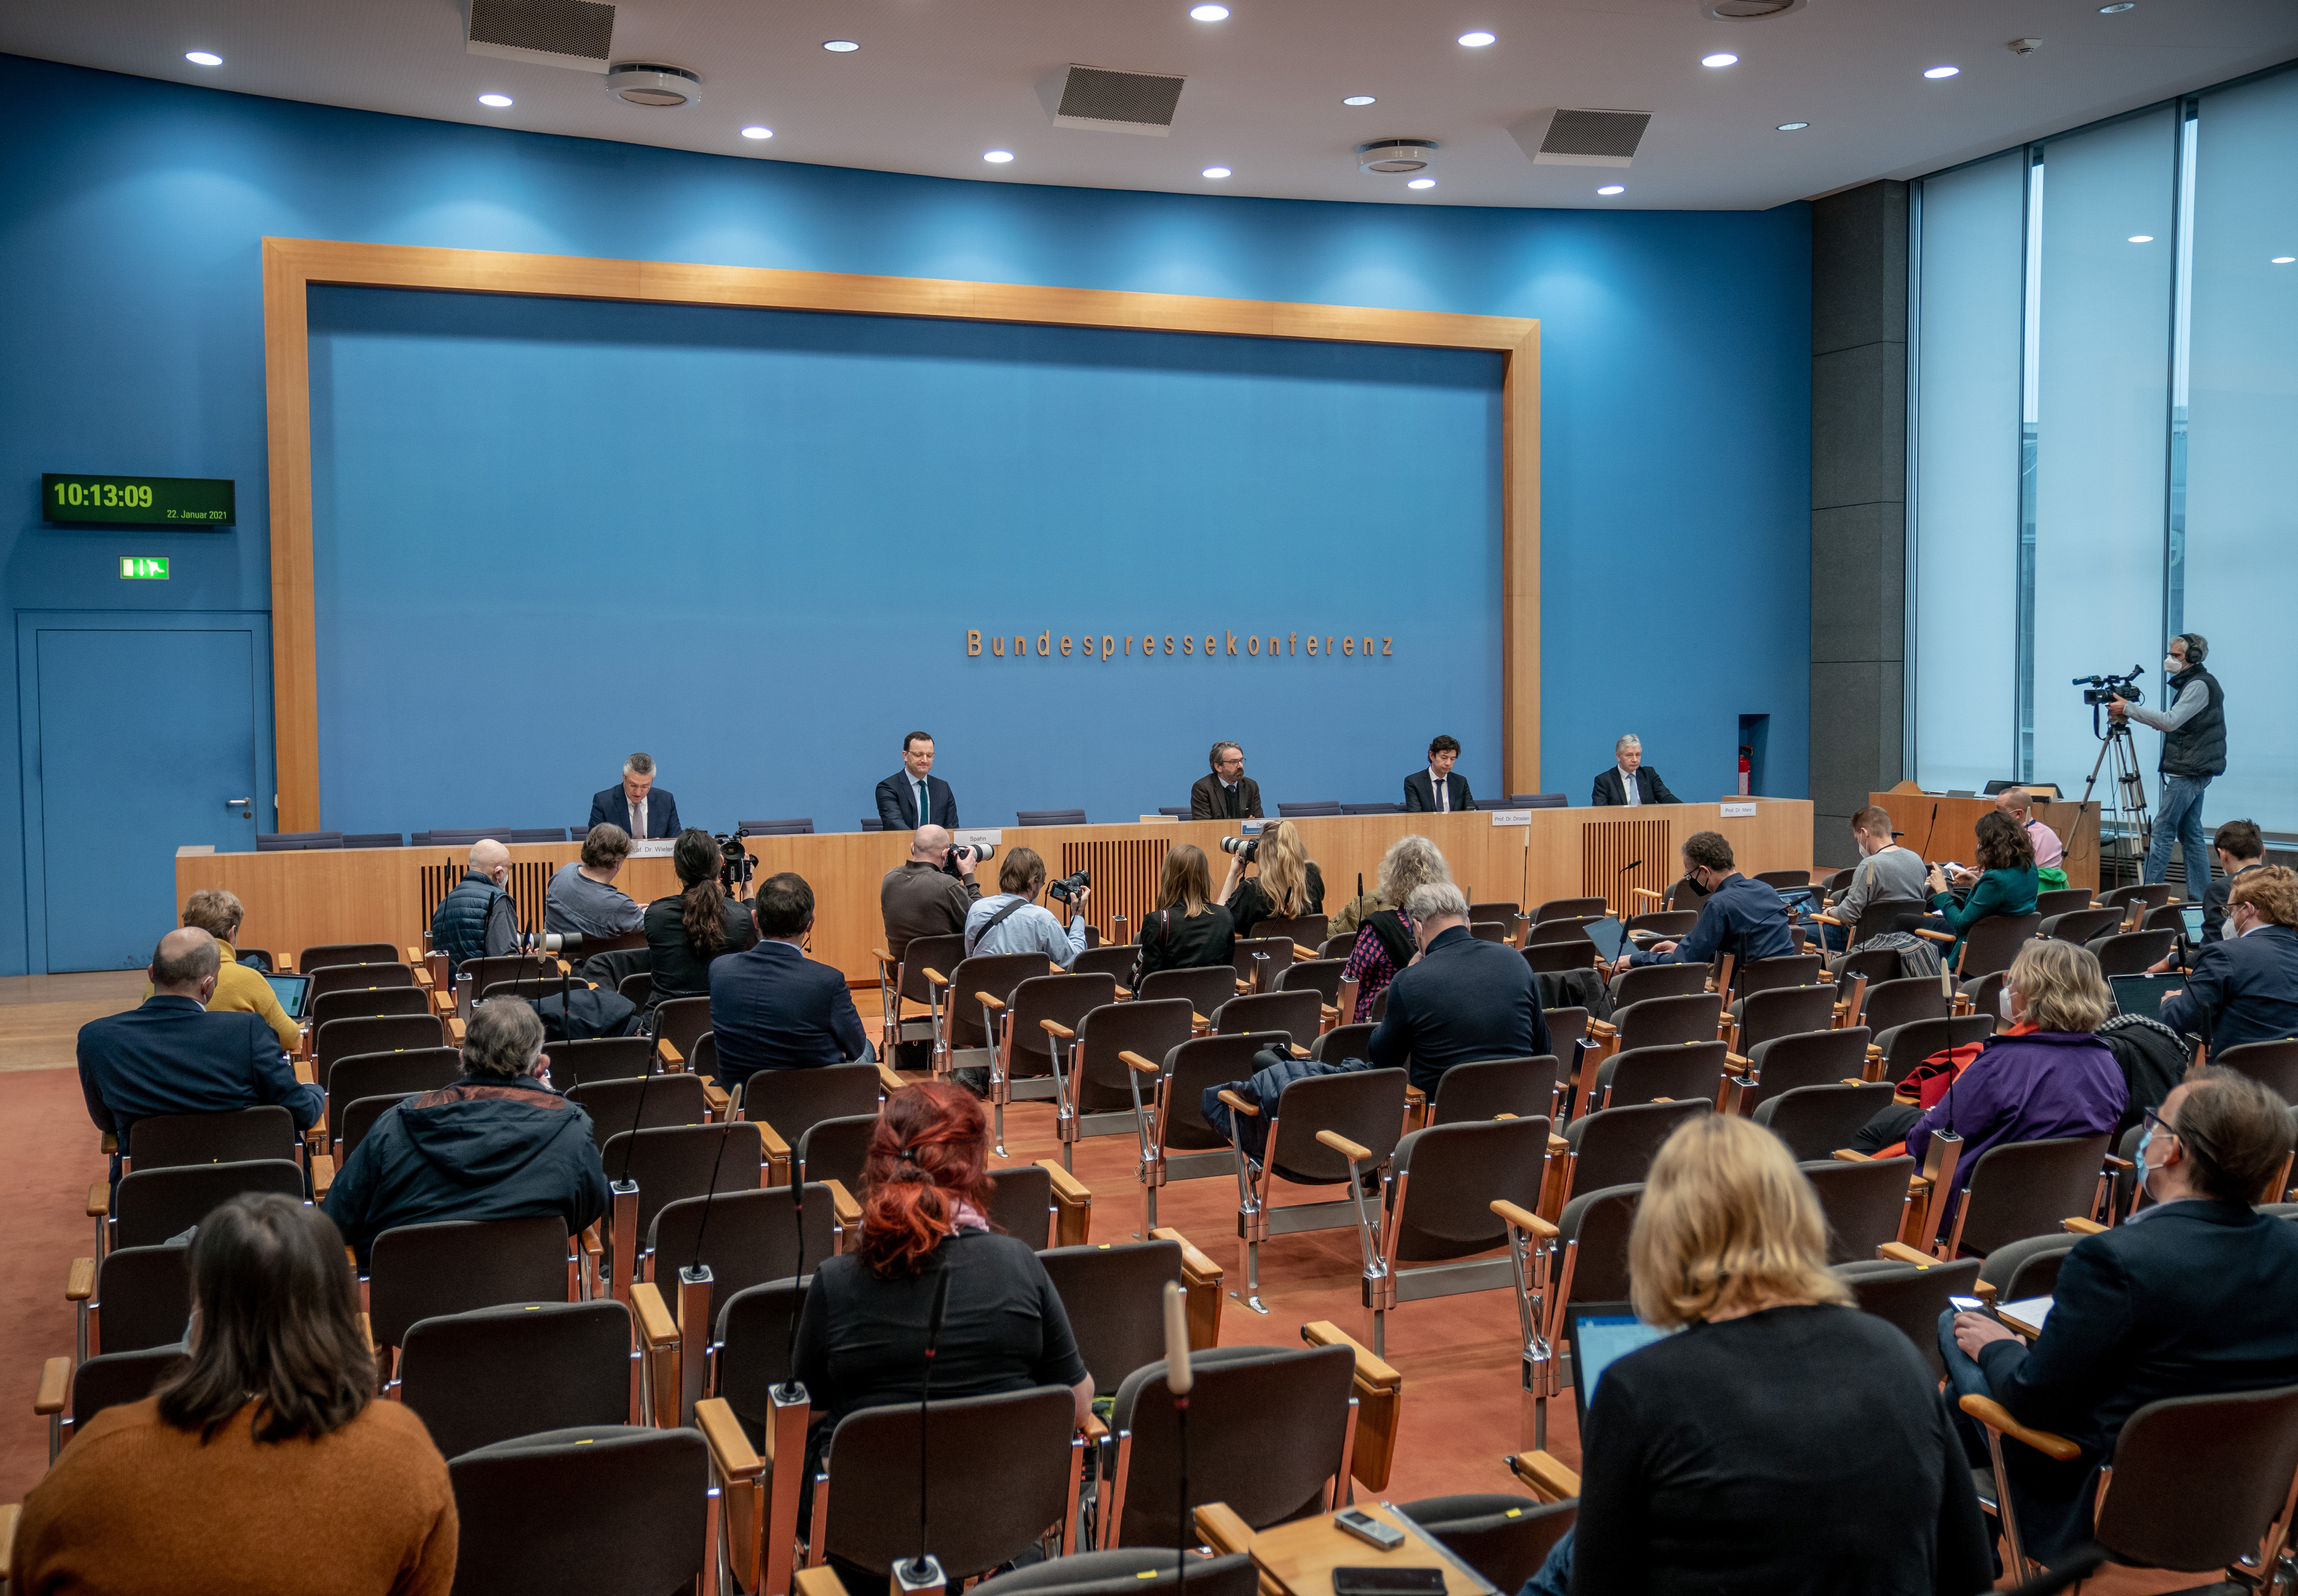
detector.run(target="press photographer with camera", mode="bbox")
[962,846,1091,966]
[1218,817,1325,940]
[642,829,758,1005]
[2109,633,2226,889]
[880,824,981,967]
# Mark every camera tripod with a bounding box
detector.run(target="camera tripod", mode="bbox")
[2077,712,2154,889]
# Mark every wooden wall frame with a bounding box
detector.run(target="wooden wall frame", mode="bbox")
[261,237,1540,830]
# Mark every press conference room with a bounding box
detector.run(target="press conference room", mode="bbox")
[6,4,2298,1592]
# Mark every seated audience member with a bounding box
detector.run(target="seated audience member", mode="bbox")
[1610,832,1794,978]
[1920,810,2039,966]
[1131,843,1235,988]
[589,750,680,839]
[10,1194,457,1596]
[1338,834,1451,1024]
[1815,807,1928,954]
[2161,865,2298,1055]
[1189,740,1261,820]
[1946,1067,2298,1566]
[1863,940,2124,1217]
[1591,733,1680,807]
[1995,786,2065,888]
[1367,882,1548,1096]
[1524,1114,1989,1596]
[1219,818,1324,940]
[710,871,872,1095]
[431,838,520,973]
[964,846,1090,966]
[544,822,646,938]
[78,928,322,1181]
[2196,818,2266,949]
[643,830,759,1003]
[146,887,299,1052]
[879,824,980,967]
[1402,734,1475,813]
[322,1000,609,1268]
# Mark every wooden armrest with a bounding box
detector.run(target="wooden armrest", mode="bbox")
[1547,1133,1569,1153]
[1316,1129,1372,1162]
[87,1182,109,1219]
[1912,927,1955,943]
[1216,1089,1258,1117]
[579,1222,601,1263]
[1722,1053,1750,1075]
[310,1154,336,1199]
[1630,887,1664,903]
[1191,1011,1210,1027]
[99,1132,118,1156]
[1080,1410,1110,1444]
[293,1061,314,1086]
[1150,1226,1220,1279]
[1040,1018,1075,1040]
[1509,1449,1582,1503]
[702,1080,731,1114]
[1810,913,1843,926]
[795,1569,850,1596]
[757,1118,791,1167]
[875,1062,908,1097]
[1292,944,1319,962]
[65,1256,95,1302]
[694,1396,763,1481]
[1320,1003,1339,1021]
[657,1038,685,1067]
[1404,1085,1426,1106]
[630,1281,679,1349]
[1972,1280,1999,1305]
[411,965,434,989]
[1112,984,1132,999]
[2102,1156,2132,1171]
[0,1502,17,1582]
[403,947,422,968]
[1193,1502,1256,1556]
[1957,1395,2082,1462]
[1287,1043,1311,1059]
[2062,1217,2106,1235]
[1831,1149,1871,1161]
[1038,1159,1092,1203]
[1300,1319,1399,1387]
[35,1356,69,1416]
[1865,1044,1883,1060]
[871,948,894,967]
[975,992,1006,1011]
[447,1017,466,1044]
[825,1178,862,1231]
[1491,1199,1558,1239]
[1876,1241,1937,1267]
[922,968,949,988]
[1119,1050,1161,1076]
[1586,1019,1617,1039]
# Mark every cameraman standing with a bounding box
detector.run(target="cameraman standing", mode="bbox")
[2110,633,2225,890]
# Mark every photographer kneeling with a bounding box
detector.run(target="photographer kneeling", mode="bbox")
[963,846,1090,967]
[2110,632,2226,889]
[1218,818,1325,940]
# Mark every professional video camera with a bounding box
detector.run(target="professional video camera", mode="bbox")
[1219,835,1260,863]
[1047,869,1091,904]
[2072,666,2144,709]
[712,832,754,893]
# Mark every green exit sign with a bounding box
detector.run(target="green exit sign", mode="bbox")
[119,557,169,580]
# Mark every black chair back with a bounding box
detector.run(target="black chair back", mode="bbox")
[1598,1042,1728,1110]
[1039,1238,1186,1391]
[1858,976,1950,1039]
[1734,984,1840,1053]
[327,1047,461,1130]
[1523,940,1599,975]
[70,1346,185,1435]
[615,971,654,1008]
[944,954,1050,1051]
[1427,1055,1558,1126]
[1215,988,1323,1045]
[987,1163,1058,1247]
[1005,973,1119,1074]
[299,941,399,972]
[973,1552,1262,1596]
[2092,1383,2298,1572]
[1739,1027,1870,1114]
[824,1388,1078,1576]
[1265,1068,1410,1186]
[1524,918,1595,948]
[1311,1022,1376,1064]
[1734,954,1825,1000]
[2216,1039,2298,1102]
[1752,1082,1899,1161]
[367,1214,571,1349]
[461,954,558,994]
[1068,945,1138,987]
[738,818,815,836]
[126,1106,296,1171]
[1555,1183,1641,1311]
[447,1425,707,1592]
[114,1158,303,1249]
[1567,1100,1709,1195]
[1137,966,1238,1016]
[340,1092,419,1161]
[2041,906,2122,945]
[1231,936,1297,989]
[91,1242,192,1353]
[1800,1156,1913,1263]
[1834,1257,1984,1380]
[1953,1134,2111,1255]
[1614,992,1723,1053]
[1276,958,1345,1007]
[1074,998,1195,1114]
[1390,1115,1551,1263]
[258,832,344,851]
[1608,964,1709,1008]
[599,1123,766,1242]
[1533,897,1606,924]
[797,1113,878,1193]
[1977,1233,2078,1305]
[900,933,968,1006]
[2035,887,2094,918]
[315,1013,447,1091]
[551,1035,655,1088]
[307,962,416,1005]
[1016,809,1088,826]
[310,985,433,1029]
[738,1063,880,1142]
[1159,1035,1265,1152]
[1396,1496,1576,1595]
[567,1074,710,1150]
[646,1185,839,1323]
[1258,915,1331,950]
[2094,929,2175,977]
[1875,1015,1994,1086]
[1754,870,1811,892]
[399,1300,631,1460]
[714,1279,809,1447]
[1958,912,2042,978]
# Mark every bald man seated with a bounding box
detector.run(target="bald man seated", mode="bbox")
[880,824,982,968]
[431,838,522,973]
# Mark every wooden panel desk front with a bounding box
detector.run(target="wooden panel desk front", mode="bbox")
[1869,788,2100,894]
[178,800,1812,987]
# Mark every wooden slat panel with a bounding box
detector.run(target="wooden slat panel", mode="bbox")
[1060,839,1169,944]
[1581,818,1674,914]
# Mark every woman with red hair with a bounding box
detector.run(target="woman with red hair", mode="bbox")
[791,1082,1093,1442]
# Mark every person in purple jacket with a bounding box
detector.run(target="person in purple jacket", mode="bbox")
[1905,938,2126,1242]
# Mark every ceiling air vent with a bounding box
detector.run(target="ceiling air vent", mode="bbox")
[605,63,702,107]
[1704,0,1808,18]
[467,0,615,73]
[1357,140,1439,175]
[1036,65,1187,136]
[1508,108,1652,168]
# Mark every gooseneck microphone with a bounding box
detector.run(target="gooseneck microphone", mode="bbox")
[1164,1279,1194,1596]
[898,1264,955,1591]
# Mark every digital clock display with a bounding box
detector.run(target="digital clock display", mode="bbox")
[42,474,234,527]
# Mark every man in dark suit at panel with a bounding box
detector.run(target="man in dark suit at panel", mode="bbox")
[1402,734,1475,814]
[588,751,681,839]
[1367,881,1549,1096]
[875,731,960,832]
[1189,741,1262,820]
[77,927,324,1182]
[1945,1068,2298,1564]
[1591,733,1680,806]
[708,872,873,1098]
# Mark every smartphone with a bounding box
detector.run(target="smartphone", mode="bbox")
[1332,1569,1445,1596]
[1948,1296,1985,1312]
[1332,1509,1407,1552]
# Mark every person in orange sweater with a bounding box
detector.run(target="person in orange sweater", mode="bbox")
[10,1194,456,1595]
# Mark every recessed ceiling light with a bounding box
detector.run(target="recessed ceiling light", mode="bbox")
[1343,95,1376,107]
[1598,184,1626,195]
[2128,234,2155,243]
[1406,177,1437,189]
[1190,3,1230,18]
[983,149,1015,163]
[2098,2,2135,11]
[184,51,223,67]
[2274,257,2296,265]
[741,126,772,140]
[1923,65,1960,79]
[823,40,860,52]
[478,93,514,107]
[1776,121,1810,131]
[1701,52,1739,67]
[1202,166,1232,179]
[1458,30,1497,47]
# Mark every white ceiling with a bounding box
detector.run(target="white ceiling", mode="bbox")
[6,0,2294,210]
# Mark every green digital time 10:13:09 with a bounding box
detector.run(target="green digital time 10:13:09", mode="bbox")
[40,473,234,526]
[53,480,154,510]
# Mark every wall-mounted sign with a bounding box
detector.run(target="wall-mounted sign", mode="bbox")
[118,557,170,580]
[967,629,1395,660]
[44,474,235,527]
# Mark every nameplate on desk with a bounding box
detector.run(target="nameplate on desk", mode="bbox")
[1489,810,1532,827]
[953,829,1002,849]
[628,839,676,858]
[1242,819,1266,835]
[175,844,216,856]
[1720,802,1758,819]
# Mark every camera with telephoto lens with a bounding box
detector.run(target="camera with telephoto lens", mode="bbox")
[1047,870,1091,904]
[2072,666,2144,709]
[712,832,754,892]
[942,839,993,881]
[1220,835,1260,863]
[533,931,585,956]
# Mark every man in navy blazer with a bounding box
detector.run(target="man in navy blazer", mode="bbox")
[2161,866,2298,1053]
[1590,734,1680,806]
[708,872,872,1096]
[1402,735,1476,814]
[588,752,680,839]
[1946,1069,2298,1562]
[1367,881,1548,1094]
[874,730,959,832]
[77,927,324,1179]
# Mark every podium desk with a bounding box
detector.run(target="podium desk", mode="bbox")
[1869,787,2100,894]
[177,800,1811,988]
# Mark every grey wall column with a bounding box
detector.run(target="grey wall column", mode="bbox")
[1810,179,1909,867]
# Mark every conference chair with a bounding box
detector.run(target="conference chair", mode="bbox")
[1511,794,1568,810]
[1724,981,1838,1060]
[1346,1114,1552,1357]
[324,1047,460,1153]
[1523,940,1600,977]
[297,940,398,972]
[650,996,714,1071]
[1964,972,2010,1033]
[2039,904,2121,944]
[1931,1133,2114,1257]
[1317,931,1360,961]
[695,1278,810,1594]
[1222,1066,1409,1313]
[309,984,432,1032]
[1542,1008,1589,1086]
[1017,808,1089,826]
[1973,1231,2078,1308]
[2217,1039,2298,1102]
[461,952,561,997]
[121,1106,299,1173]
[876,931,965,1063]
[1466,920,1509,946]
[1499,1181,1638,1450]
[979,971,1117,1157]
[1856,975,1950,1042]
[1588,1041,1728,1113]
[257,830,344,851]
[1624,910,1698,941]
[447,1426,710,1596]
[595,1123,767,1302]
[336,1091,417,1164]
[741,1063,883,1181]
[973,1553,1261,1596]
[983,1161,1094,1250]
[1275,801,1341,818]
[615,971,654,1009]
[342,831,403,848]
[313,1013,448,1094]
[569,1073,714,1151]
[1258,914,1331,949]
[1341,802,1404,815]
[1231,935,1299,992]
[1800,1156,1914,1263]
[2142,900,2193,934]
[1812,899,1925,951]
[1424,1055,1559,1128]
[1868,1013,1994,1086]
[2094,928,2177,977]
[1605,963,1711,1009]
[1051,995,1193,1171]
[1038,1238,1189,1395]
[551,1035,656,1088]
[1469,899,1523,930]
[1831,1256,1983,1382]
[928,951,1044,1082]
[640,1185,840,1375]
[1528,897,1604,926]
[1964,1381,2298,1588]
[1136,965,1240,1023]
[1068,944,1137,987]
[1312,1021,1376,1063]
[2102,882,2176,921]
[1102,1343,1359,1548]
[1130,1033,1256,1232]
[504,828,571,843]
[1730,953,1826,1005]
[1752,1081,1899,1161]
[1543,1100,1707,1221]
[64,1239,189,1365]
[738,818,815,835]
[1725,1026,1871,1117]
[1918,911,2042,983]
[859,818,886,831]
[2035,886,2094,920]
[1212,988,1324,1045]
[307,961,417,1007]
[365,1214,575,1363]
[397,1299,635,1460]
[1524,918,1597,947]
[1392,1496,1576,1596]
[38,1343,184,1463]
[1754,869,1812,891]
[796,1113,876,1197]
[99,1157,303,1253]
[1580,992,1722,1106]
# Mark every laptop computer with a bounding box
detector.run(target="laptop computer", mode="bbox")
[1584,917,1628,962]
[2109,974,2183,1022]
[264,972,312,1022]
[2181,905,2207,942]
[1570,1308,1673,1430]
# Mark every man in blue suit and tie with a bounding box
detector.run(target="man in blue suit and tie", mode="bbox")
[708,872,873,1097]
[1402,734,1476,813]
[77,927,324,1181]
[588,752,681,839]
[874,731,960,832]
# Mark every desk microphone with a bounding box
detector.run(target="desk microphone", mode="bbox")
[775,1152,808,1403]
[1163,1279,1194,1596]
[897,1265,955,1593]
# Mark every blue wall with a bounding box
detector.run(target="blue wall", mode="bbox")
[0,53,1811,975]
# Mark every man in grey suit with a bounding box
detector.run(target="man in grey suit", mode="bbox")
[1591,734,1680,806]
[588,752,681,838]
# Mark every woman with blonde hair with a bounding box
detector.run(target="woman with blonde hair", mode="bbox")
[1336,835,1450,1023]
[1132,843,1236,988]
[1218,818,1324,941]
[1537,1114,1989,1595]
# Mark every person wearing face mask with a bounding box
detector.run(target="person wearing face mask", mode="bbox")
[1940,1066,2298,1566]
[1610,831,1795,978]
[2108,632,2225,890]
[2160,865,2298,1056]
[430,837,521,973]
[1814,806,1928,954]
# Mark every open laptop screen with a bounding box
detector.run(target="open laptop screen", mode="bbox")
[1584,918,1627,962]
[1571,1310,1672,1431]
[264,972,312,1021]
[2109,974,2182,1021]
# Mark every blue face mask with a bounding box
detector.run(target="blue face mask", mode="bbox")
[2134,1124,2155,1175]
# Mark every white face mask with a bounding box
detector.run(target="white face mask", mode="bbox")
[1998,984,2017,1023]
[2164,654,2184,674]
